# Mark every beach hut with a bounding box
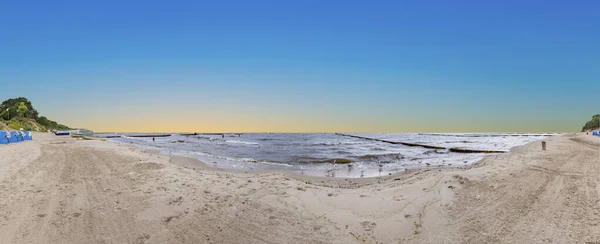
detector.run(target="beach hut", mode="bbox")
[9,132,19,143]
[16,131,24,142]
[0,130,8,144]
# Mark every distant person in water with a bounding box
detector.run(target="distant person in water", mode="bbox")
[222,134,224,139]
[152,137,155,142]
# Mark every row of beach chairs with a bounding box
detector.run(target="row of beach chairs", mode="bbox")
[0,130,33,144]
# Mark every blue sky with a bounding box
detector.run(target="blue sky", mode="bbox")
[0,0,598,132]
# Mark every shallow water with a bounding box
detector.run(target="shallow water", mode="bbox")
[98,133,556,178]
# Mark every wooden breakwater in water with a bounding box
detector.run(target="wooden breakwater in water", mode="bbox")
[335,133,445,149]
[335,133,508,154]
[448,148,508,153]
[179,133,199,136]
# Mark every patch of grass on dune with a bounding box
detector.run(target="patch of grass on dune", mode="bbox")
[8,118,32,131]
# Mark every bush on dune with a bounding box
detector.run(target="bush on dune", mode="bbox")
[8,118,33,131]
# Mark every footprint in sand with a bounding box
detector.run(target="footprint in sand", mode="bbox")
[168,196,184,205]
[134,233,150,244]
[360,221,377,231]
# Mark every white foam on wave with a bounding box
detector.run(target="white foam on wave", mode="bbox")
[119,135,163,143]
[225,140,260,146]
[357,133,553,151]
[182,151,293,167]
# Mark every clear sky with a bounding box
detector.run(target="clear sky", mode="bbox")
[1,0,598,132]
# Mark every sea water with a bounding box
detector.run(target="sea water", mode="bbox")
[98,133,556,178]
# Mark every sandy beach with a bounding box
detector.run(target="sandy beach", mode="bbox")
[0,133,598,244]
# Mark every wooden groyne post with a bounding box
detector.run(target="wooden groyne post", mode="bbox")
[542,141,546,150]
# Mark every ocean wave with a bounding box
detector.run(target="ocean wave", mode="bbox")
[120,136,155,142]
[359,153,403,161]
[254,160,294,167]
[306,142,340,146]
[312,141,364,146]
[291,157,353,164]
[225,140,260,146]
[319,158,352,164]
[443,140,472,143]
[120,135,138,140]
[188,151,292,167]
[423,149,450,155]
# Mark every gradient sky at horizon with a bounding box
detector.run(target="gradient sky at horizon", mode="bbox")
[1,0,598,132]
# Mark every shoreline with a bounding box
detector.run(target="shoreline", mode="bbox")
[166,135,550,189]
[119,137,535,183]
[110,134,541,180]
[0,132,598,243]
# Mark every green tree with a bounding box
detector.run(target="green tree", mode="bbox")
[36,116,70,130]
[37,116,50,126]
[17,102,29,118]
[0,97,39,119]
[581,114,600,131]
[0,108,8,120]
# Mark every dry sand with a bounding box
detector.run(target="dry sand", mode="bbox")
[0,132,598,244]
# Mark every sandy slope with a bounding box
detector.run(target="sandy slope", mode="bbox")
[0,133,598,244]
[422,134,600,244]
[0,122,11,132]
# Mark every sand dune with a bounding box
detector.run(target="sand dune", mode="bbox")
[0,133,598,243]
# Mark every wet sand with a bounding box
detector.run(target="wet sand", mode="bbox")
[0,132,598,243]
